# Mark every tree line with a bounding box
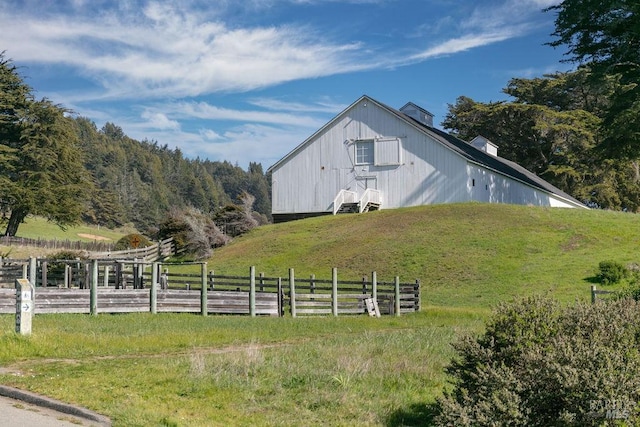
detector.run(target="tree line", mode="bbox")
[77,118,271,234]
[0,52,270,239]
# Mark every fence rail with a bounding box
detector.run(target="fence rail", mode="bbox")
[0,236,114,252]
[0,261,420,317]
[590,284,616,303]
[88,238,174,262]
[0,288,280,316]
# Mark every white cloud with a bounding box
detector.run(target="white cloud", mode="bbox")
[248,97,346,114]
[1,0,556,104]
[121,121,312,169]
[0,3,367,100]
[200,129,224,141]
[407,0,553,62]
[140,111,181,130]
[410,30,517,60]
[166,101,326,128]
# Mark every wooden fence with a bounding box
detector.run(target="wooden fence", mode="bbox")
[0,236,114,252]
[0,288,280,315]
[0,261,420,317]
[87,238,174,262]
[590,284,616,303]
[288,269,419,316]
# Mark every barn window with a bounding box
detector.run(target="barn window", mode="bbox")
[355,140,374,164]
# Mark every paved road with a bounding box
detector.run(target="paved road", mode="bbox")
[0,395,103,426]
[0,387,110,427]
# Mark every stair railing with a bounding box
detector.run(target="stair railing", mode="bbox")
[359,189,381,213]
[332,190,358,215]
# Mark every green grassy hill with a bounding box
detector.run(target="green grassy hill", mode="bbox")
[11,216,135,242]
[209,203,640,309]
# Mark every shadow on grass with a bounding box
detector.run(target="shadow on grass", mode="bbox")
[385,402,439,426]
[584,275,601,284]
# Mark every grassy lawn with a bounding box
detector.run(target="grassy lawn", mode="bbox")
[0,309,485,426]
[0,203,638,425]
[6,215,134,242]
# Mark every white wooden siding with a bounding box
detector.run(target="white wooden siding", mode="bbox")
[272,99,472,214]
[271,97,580,215]
[374,138,402,166]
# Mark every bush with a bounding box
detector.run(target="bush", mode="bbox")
[435,296,640,426]
[47,250,86,262]
[598,260,629,285]
[46,250,87,286]
[114,234,151,251]
[158,207,229,260]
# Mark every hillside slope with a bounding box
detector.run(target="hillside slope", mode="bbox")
[208,203,640,308]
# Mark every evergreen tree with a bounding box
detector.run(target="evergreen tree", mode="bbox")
[0,53,91,236]
[547,0,640,157]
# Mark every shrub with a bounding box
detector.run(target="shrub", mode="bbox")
[46,250,87,286]
[158,207,229,260]
[598,260,629,285]
[114,234,151,251]
[435,296,640,426]
[47,250,86,262]
[213,192,259,238]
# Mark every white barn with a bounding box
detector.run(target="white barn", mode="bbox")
[268,95,586,222]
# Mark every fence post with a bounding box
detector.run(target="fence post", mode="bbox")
[161,268,169,290]
[150,262,158,314]
[591,284,597,304]
[332,268,338,317]
[103,265,110,287]
[372,271,377,302]
[29,257,36,287]
[310,274,315,296]
[90,259,98,316]
[394,276,401,317]
[133,258,140,289]
[64,264,71,288]
[415,279,420,311]
[259,272,264,292]
[249,266,256,317]
[114,262,121,289]
[41,261,48,288]
[75,258,81,288]
[277,277,283,317]
[290,268,296,317]
[209,270,214,290]
[201,263,208,316]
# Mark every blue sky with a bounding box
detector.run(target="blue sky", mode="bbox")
[0,0,570,169]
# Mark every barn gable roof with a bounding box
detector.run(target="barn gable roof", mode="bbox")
[268,95,585,208]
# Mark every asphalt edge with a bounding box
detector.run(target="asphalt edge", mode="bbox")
[0,384,111,426]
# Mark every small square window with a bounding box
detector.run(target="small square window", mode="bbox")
[355,140,374,165]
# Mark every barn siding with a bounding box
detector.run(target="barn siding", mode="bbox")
[272,99,474,214]
[271,96,581,216]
